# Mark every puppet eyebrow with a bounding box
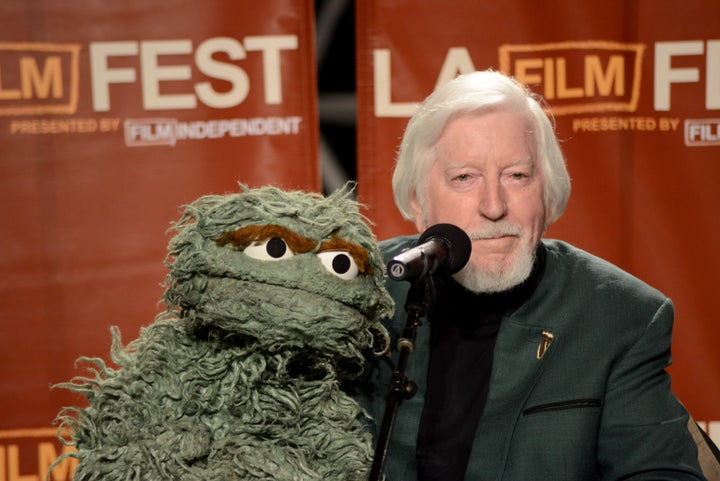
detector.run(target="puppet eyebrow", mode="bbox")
[215,224,317,253]
[216,225,374,276]
[319,236,373,275]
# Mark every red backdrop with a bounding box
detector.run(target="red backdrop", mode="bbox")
[0,1,318,478]
[356,0,720,445]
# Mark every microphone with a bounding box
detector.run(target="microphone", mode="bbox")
[387,223,471,281]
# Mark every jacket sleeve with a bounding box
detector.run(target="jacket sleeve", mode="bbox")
[596,297,706,480]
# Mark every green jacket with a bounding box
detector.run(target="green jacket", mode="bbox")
[356,238,705,481]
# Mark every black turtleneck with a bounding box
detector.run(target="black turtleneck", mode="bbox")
[416,245,546,481]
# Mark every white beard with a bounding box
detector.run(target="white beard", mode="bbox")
[452,225,537,294]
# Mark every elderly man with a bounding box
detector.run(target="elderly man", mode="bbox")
[357,69,708,481]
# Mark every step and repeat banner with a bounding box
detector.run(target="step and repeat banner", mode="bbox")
[356,0,719,444]
[0,1,318,478]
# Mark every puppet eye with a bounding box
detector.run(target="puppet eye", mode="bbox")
[318,251,360,280]
[243,237,294,261]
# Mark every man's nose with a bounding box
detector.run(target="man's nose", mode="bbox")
[478,181,508,221]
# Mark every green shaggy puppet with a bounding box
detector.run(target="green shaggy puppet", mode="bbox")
[53,185,393,481]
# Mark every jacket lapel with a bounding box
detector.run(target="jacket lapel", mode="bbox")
[465,316,557,479]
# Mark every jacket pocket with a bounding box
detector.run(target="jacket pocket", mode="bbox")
[523,398,602,416]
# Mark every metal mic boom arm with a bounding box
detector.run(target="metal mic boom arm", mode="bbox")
[368,278,431,481]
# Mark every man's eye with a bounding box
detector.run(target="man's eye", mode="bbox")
[317,251,360,280]
[243,237,294,261]
[506,172,530,183]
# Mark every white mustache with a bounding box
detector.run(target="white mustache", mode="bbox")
[467,223,523,240]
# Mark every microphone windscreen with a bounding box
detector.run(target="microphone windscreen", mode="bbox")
[418,223,471,274]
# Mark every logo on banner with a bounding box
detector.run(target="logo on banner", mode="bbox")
[498,41,644,116]
[124,116,302,147]
[0,42,81,116]
[373,39,719,145]
[1,37,306,147]
[499,39,720,139]
[685,118,720,146]
[0,428,77,480]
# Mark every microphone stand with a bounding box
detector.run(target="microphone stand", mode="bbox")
[368,276,435,481]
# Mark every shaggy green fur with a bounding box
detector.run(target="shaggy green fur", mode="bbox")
[53,185,393,481]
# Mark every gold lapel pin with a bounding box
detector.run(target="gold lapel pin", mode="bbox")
[537,331,554,360]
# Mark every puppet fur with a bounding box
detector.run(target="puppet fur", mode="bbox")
[53,184,393,481]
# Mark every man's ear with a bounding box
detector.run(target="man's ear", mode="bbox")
[410,193,426,232]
